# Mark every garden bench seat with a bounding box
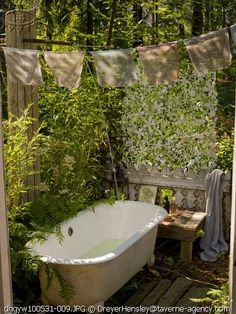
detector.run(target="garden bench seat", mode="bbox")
[138,185,206,263]
[157,210,206,262]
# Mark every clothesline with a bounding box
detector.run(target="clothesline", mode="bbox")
[18,24,236,51]
[2,24,236,88]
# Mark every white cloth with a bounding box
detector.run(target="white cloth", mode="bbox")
[138,42,179,85]
[200,169,228,262]
[185,28,232,75]
[44,51,85,89]
[3,47,43,86]
[92,49,137,87]
[230,24,236,47]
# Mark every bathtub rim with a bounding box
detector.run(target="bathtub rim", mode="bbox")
[28,200,167,265]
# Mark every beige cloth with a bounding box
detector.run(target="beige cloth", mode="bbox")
[92,49,137,87]
[138,42,179,85]
[230,24,236,47]
[3,47,43,85]
[185,28,232,75]
[44,51,85,89]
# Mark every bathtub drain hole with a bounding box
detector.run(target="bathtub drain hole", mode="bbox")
[68,227,73,236]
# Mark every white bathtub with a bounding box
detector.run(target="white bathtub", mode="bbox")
[30,200,167,306]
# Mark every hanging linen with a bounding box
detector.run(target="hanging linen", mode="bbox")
[3,47,43,86]
[185,28,232,76]
[44,51,85,89]
[230,24,236,47]
[137,42,179,85]
[91,49,137,87]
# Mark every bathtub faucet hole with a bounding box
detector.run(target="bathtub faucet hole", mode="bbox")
[68,227,73,236]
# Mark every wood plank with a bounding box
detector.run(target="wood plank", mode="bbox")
[180,241,193,262]
[125,281,157,306]
[157,225,196,241]
[173,211,206,231]
[156,277,192,307]
[157,211,206,241]
[5,10,40,202]
[141,279,172,306]
[0,82,13,311]
[229,82,236,312]
[175,287,209,313]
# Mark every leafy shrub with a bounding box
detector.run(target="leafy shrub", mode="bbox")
[34,71,109,226]
[216,132,234,171]
[122,71,218,173]
[3,107,43,304]
[193,282,229,313]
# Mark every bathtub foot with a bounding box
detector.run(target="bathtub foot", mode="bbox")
[147,254,155,268]
[147,254,160,278]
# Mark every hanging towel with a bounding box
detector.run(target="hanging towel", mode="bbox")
[200,169,228,262]
[230,24,236,47]
[91,49,137,87]
[185,28,232,76]
[44,51,85,89]
[3,47,43,86]
[137,42,179,85]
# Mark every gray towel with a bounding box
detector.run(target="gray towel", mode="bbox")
[200,169,228,262]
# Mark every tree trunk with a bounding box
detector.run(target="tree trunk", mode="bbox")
[204,0,210,32]
[133,3,143,46]
[106,0,117,48]
[87,0,93,47]
[192,0,203,36]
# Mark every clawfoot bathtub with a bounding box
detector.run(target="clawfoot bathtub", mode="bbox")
[30,200,167,306]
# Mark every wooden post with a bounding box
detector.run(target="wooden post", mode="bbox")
[0,81,13,312]
[229,83,236,312]
[5,10,40,201]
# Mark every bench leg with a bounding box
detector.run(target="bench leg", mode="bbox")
[180,241,193,262]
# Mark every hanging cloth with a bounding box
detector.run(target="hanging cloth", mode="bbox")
[230,24,236,47]
[137,42,179,85]
[44,51,85,89]
[200,169,228,262]
[185,28,232,76]
[91,49,137,87]
[3,47,43,86]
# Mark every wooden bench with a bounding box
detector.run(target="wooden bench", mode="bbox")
[138,185,206,263]
[157,210,206,262]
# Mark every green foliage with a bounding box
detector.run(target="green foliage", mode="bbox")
[35,67,109,226]
[193,282,229,312]
[44,264,74,304]
[122,71,217,172]
[3,107,41,209]
[3,108,43,304]
[216,132,234,171]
